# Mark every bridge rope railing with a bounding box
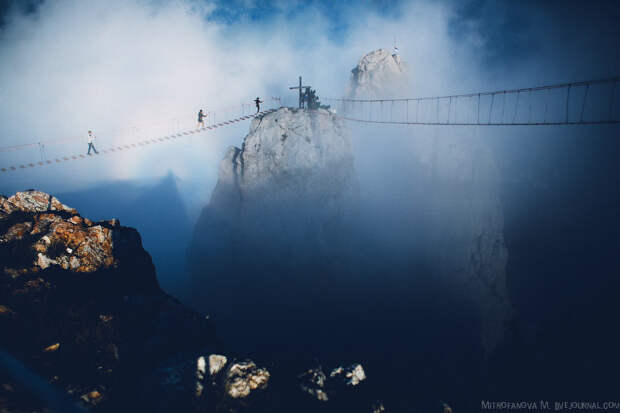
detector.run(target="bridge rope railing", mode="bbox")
[324,76,620,126]
[0,101,276,154]
[1,109,276,173]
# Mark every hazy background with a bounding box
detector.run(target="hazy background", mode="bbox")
[1,0,620,410]
[1,0,618,206]
[1,0,618,212]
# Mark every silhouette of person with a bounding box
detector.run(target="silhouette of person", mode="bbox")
[87,130,98,155]
[254,97,263,113]
[197,109,207,128]
[303,87,312,109]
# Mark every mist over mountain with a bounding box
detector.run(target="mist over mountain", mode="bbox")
[186,52,498,410]
[346,49,512,356]
[1,0,620,412]
[185,46,620,411]
[485,123,620,400]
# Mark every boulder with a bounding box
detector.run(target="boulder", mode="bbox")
[208,354,228,376]
[223,360,270,399]
[298,363,367,403]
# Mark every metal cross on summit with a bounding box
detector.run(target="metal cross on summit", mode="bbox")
[289,76,310,109]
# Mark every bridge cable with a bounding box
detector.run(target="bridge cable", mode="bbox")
[1,110,276,173]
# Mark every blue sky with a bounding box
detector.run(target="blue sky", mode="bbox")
[208,0,404,26]
[3,0,619,70]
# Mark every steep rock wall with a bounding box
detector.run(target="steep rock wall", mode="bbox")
[347,49,512,355]
[188,108,360,351]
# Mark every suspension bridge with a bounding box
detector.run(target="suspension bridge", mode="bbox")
[0,107,277,173]
[325,76,620,126]
[1,76,619,174]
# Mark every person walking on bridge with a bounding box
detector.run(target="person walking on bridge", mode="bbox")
[197,109,207,128]
[87,130,98,155]
[254,97,263,113]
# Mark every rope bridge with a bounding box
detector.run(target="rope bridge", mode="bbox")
[325,76,620,126]
[1,109,276,173]
[2,76,619,174]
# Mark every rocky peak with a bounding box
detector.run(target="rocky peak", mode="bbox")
[221,107,357,203]
[1,190,77,214]
[0,190,217,412]
[347,48,408,99]
[0,190,156,293]
[188,108,361,357]
[198,107,359,253]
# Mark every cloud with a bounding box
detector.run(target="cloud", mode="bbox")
[0,0,463,198]
[0,0,618,216]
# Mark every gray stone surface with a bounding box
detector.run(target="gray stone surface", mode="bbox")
[347,49,408,99]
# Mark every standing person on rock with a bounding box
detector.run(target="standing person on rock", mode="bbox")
[87,130,98,155]
[254,97,263,113]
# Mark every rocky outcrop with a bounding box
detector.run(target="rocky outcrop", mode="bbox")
[222,360,270,399]
[1,190,382,413]
[188,108,359,324]
[204,107,358,243]
[0,191,155,286]
[347,49,408,99]
[0,190,217,412]
[194,354,271,413]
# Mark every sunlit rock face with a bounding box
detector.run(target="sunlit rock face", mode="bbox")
[0,190,217,412]
[347,48,408,99]
[223,360,270,399]
[0,190,156,291]
[189,107,359,319]
[348,49,512,355]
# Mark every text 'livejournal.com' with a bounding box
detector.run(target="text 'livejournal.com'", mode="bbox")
[481,401,620,411]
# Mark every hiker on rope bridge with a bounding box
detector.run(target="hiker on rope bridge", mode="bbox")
[254,97,263,113]
[87,130,98,155]
[197,109,208,128]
